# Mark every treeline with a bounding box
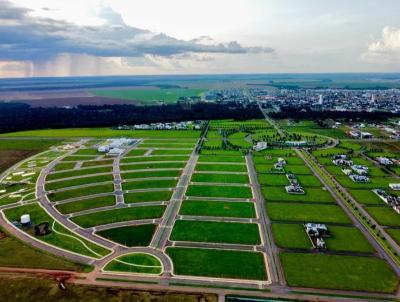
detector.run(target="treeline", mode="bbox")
[0,102,262,133]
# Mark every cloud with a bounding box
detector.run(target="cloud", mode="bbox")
[361,26,400,63]
[0,0,274,63]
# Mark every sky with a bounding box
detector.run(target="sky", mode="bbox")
[0,0,399,77]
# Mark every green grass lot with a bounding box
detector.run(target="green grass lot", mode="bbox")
[150,149,192,155]
[60,155,98,161]
[121,170,181,180]
[47,184,114,202]
[0,139,61,150]
[81,159,113,167]
[122,179,177,191]
[365,206,400,227]
[262,187,334,203]
[120,162,185,171]
[179,200,256,218]
[124,191,173,203]
[348,189,385,205]
[4,203,110,258]
[280,253,398,293]
[200,149,244,156]
[171,220,260,245]
[0,227,87,271]
[272,223,311,249]
[258,174,289,186]
[55,195,116,214]
[284,165,312,175]
[46,166,113,181]
[186,185,252,199]
[191,173,249,184]
[198,155,245,163]
[203,139,222,148]
[71,205,166,228]
[103,253,162,275]
[210,119,270,130]
[335,176,398,189]
[278,119,347,139]
[2,128,200,139]
[296,175,323,187]
[126,149,148,156]
[195,163,247,172]
[45,175,113,191]
[121,155,189,163]
[266,203,351,224]
[74,149,100,155]
[93,88,205,104]
[53,162,76,171]
[96,224,156,247]
[387,228,400,245]
[166,247,267,280]
[140,143,195,148]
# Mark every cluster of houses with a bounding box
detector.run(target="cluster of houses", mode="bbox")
[285,173,305,194]
[97,138,137,156]
[253,141,268,151]
[333,155,370,182]
[373,189,400,214]
[348,130,373,139]
[116,121,201,131]
[304,223,330,249]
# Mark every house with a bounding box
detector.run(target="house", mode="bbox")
[285,141,307,147]
[304,223,330,249]
[360,132,373,139]
[333,158,353,166]
[108,148,124,156]
[285,185,305,194]
[350,174,369,183]
[349,131,360,138]
[98,145,110,153]
[373,189,400,214]
[377,157,393,165]
[351,165,369,175]
[389,183,400,191]
[253,141,267,151]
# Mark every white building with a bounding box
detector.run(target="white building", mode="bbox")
[389,183,400,191]
[377,157,393,165]
[108,148,124,156]
[253,141,267,151]
[98,145,110,153]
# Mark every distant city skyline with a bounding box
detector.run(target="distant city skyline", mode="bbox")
[0,0,399,77]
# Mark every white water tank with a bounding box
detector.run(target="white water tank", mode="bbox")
[21,214,31,225]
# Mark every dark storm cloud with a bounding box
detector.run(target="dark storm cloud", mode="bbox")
[0,0,274,61]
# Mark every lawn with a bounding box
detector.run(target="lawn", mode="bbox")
[387,228,400,245]
[81,159,113,167]
[191,173,249,184]
[262,187,334,203]
[61,155,98,161]
[186,185,252,199]
[179,200,256,218]
[335,176,398,189]
[74,149,101,155]
[325,226,375,253]
[280,253,398,293]
[296,175,323,187]
[258,174,289,186]
[123,191,173,203]
[125,149,148,156]
[121,170,181,180]
[198,155,245,163]
[284,165,312,175]
[103,253,162,275]
[55,195,116,214]
[365,206,400,227]
[121,155,189,163]
[96,224,156,247]
[47,184,114,202]
[266,203,351,224]
[170,220,260,245]
[53,162,76,171]
[272,223,311,249]
[45,175,113,191]
[196,163,247,172]
[120,162,185,171]
[166,247,267,280]
[122,179,177,191]
[46,166,112,181]
[71,205,166,228]
[348,189,385,205]
[151,149,193,155]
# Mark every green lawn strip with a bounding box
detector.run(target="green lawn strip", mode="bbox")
[271,223,311,249]
[335,176,399,189]
[124,191,173,203]
[81,159,114,167]
[122,179,177,191]
[195,164,247,172]
[200,150,244,156]
[179,200,255,218]
[365,206,400,227]
[266,203,351,224]
[71,206,166,228]
[53,162,76,171]
[55,195,116,214]
[103,253,162,274]
[348,189,385,205]
[166,247,267,280]
[140,143,194,148]
[262,187,334,203]
[151,149,192,155]
[3,203,110,257]
[120,162,185,171]
[126,149,149,156]
[186,185,252,199]
[73,149,101,156]
[198,156,245,163]
[191,173,249,184]
[171,220,260,245]
[47,184,114,202]
[61,155,98,161]
[325,226,376,253]
[285,165,313,175]
[46,166,113,181]
[297,175,323,187]
[96,224,156,247]
[280,253,398,293]
[258,174,289,186]
[121,155,188,163]
[121,170,181,180]
[386,228,400,245]
[45,175,113,191]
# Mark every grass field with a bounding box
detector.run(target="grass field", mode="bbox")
[55,195,116,214]
[166,247,267,280]
[96,225,156,247]
[47,184,114,202]
[123,191,173,203]
[122,179,177,191]
[186,185,252,199]
[46,175,113,191]
[262,187,334,203]
[266,203,351,223]
[150,149,193,155]
[280,253,398,292]
[81,159,114,167]
[365,206,400,227]
[71,205,166,228]
[53,162,76,171]
[179,200,256,218]
[122,170,181,180]
[103,253,162,274]
[46,166,113,181]
[196,163,247,172]
[348,189,385,205]
[198,155,244,163]
[171,220,260,245]
[121,155,189,163]
[74,149,101,155]
[125,149,148,156]
[387,228,400,245]
[191,173,249,183]
[120,162,185,171]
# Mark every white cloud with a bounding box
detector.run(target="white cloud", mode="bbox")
[362,26,400,63]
